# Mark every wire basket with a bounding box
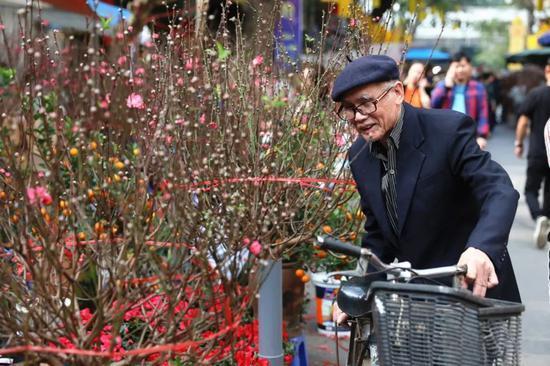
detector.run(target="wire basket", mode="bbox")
[370,282,523,366]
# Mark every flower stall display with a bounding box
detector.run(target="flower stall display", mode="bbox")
[0,1,386,364]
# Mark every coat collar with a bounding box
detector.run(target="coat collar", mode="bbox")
[396,103,426,235]
[352,103,426,241]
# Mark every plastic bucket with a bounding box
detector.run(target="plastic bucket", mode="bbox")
[311,272,350,337]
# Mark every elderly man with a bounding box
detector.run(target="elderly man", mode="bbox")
[331,55,520,322]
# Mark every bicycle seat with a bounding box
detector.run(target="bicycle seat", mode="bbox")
[337,275,379,318]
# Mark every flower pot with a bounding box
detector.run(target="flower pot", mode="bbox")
[282,261,305,336]
[311,271,350,337]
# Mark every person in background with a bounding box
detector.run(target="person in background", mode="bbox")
[403,62,431,108]
[481,71,501,131]
[514,59,550,249]
[431,52,490,150]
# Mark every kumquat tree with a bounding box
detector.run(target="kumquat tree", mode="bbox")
[0,0,409,364]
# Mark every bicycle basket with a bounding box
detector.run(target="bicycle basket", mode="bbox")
[369,282,523,366]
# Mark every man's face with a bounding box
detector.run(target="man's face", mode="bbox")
[407,63,424,84]
[339,81,404,142]
[454,57,472,83]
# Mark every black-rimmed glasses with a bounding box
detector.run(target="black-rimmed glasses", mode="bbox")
[336,82,397,122]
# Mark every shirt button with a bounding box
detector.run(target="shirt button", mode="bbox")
[389,169,395,175]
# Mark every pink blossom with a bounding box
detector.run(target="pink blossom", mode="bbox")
[133,77,144,86]
[177,77,184,86]
[80,308,93,325]
[41,19,50,27]
[0,24,5,31]
[117,55,127,66]
[335,133,345,147]
[26,186,52,206]
[243,237,251,246]
[252,55,264,67]
[175,118,185,125]
[152,33,160,39]
[135,67,145,76]
[116,32,124,40]
[100,93,111,109]
[199,114,206,124]
[349,18,357,28]
[249,240,262,256]
[185,58,194,71]
[209,122,218,129]
[126,93,145,109]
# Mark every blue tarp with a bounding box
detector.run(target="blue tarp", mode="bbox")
[405,48,451,62]
[86,0,132,27]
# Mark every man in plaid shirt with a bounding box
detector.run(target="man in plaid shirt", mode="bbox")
[431,52,490,150]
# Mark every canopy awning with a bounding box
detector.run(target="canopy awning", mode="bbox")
[41,0,131,29]
[405,48,451,62]
[506,48,550,64]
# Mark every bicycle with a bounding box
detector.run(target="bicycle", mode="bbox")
[316,236,524,366]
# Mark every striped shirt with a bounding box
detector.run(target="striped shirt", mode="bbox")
[369,106,404,235]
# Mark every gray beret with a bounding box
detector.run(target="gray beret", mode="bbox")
[331,55,400,101]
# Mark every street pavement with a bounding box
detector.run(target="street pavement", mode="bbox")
[303,124,550,366]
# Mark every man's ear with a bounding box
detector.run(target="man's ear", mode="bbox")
[393,81,405,104]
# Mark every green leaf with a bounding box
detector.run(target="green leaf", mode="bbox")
[100,16,112,30]
[216,42,230,61]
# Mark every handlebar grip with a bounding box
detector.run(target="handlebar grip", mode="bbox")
[317,236,362,258]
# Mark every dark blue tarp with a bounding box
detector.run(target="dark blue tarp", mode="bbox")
[506,48,550,64]
[405,48,451,62]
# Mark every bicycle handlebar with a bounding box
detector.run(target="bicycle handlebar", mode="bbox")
[317,235,467,279]
[317,235,364,258]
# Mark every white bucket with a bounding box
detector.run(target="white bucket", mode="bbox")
[311,272,350,337]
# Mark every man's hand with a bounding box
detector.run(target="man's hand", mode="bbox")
[514,144,523,158]
[476,137,487,150]
[444,62,457,88]
[514,145,523,158]
[458,247,499,297]
[332,302,348,325]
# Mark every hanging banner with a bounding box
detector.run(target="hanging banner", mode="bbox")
[276,0,303,64]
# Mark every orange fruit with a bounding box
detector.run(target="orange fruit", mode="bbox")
[0,191,6,200]
[89,141,97,150]
[94,222,104,234]
[69,147,79,157]
[77,232,86,241]
[322,225,332,234]
[300,274,310,283]
[349,232,357,240]
[295,269,305,278]
[114,161,125,170]
[316,250,328,259]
